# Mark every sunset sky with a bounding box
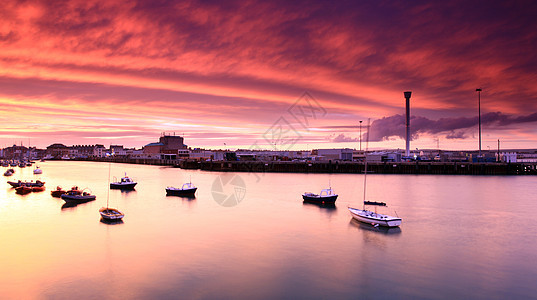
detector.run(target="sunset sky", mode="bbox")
[1,0,537,151]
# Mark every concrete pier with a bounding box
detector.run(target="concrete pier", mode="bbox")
[80,158,537,175]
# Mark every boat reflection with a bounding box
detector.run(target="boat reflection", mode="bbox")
[118,189,136,194]
[60,200,94,210]
[166,194,196,200]
[348,219,402,235]
[302,201,337,210]
[100,218,124,225]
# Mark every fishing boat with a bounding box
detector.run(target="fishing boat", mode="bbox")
[61,189,96,203]
[33,166,42,174]
[3,168,15,176]
[166,182,197,197]
[8,180,45,188]
[302,187,338,204]
[348,119,402,228]
[110,173,137,190]
[15,185,32,195]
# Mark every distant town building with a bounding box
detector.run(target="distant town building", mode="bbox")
[46,143,70,159]
[143,133,187,159]
[316,149,353,161]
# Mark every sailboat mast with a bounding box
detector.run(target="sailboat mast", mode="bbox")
[362,119,370,210]
[107,161,111,209]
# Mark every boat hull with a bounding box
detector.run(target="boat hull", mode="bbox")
[8,181,45,188]
[61,194,96,203]
[110,182,137,190]
[166,187,197,196]
[302,194,338,204]
[51,190,66,198]
[348,207,402,227]
[15,186,32,195]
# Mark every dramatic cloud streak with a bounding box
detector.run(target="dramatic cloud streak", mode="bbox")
[0,0,536,149]
[369,112,537,142]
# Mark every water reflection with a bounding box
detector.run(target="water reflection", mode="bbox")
[302,201,337,210]
[100,218,124,225]
[348,219,402,235]
[166,194,196,200]
[118,189,136,194]
[3,161,537,299]
[61,200,95,210]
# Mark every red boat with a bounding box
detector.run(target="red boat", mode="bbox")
[32,185,46,192]
[51,186,81,198]
[15,185,32,195]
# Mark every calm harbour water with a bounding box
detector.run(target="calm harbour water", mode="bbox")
[1,161,537,299]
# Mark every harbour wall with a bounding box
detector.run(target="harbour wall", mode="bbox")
[83,158,537,175]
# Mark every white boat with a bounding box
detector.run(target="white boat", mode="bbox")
[348,207,402,227]
[348,119,402,228]
[110,173,137,190]
[33,166,42,174]
[101,162,125,222]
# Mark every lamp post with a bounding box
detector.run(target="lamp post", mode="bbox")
[476,88,482,157]
[359,120,363,151]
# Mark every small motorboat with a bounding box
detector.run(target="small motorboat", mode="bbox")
[51,186,67,198]
[61,189,96,203]
[15,185,32,195]
[99,207,125,221]
[51,186,81,198]
[302,187,338,204]
[166,182,197,197]
[110,173,137,190]
[8,180,45,188]
[3,168,15,176]
[33,166,43,174]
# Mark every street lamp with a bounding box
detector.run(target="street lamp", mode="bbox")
[476,88,482,156]
[359,120,363,151]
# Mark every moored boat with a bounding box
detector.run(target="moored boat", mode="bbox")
[166,182,197,196]
[51,186,67,197]
[110,173,137,190]
[31,185,46,192]
[8,180,45,188]
[99,207,125,221]
[348,206,402,227]
[61,189,96,203]
[3,168,15,176]
[33,166,43,174]
[15,185,32,195]
[348,119,402,228]
[302,187,338,204]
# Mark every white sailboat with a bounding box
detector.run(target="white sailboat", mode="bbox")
[100,155,125,222]
[348,119,402,227]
